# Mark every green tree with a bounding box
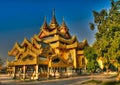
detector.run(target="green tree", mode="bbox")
[90,0,120,80]
[0,57,3,66]
[84,47,99,74]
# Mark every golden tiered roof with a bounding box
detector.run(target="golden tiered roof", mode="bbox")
[8,36,51,65]
[8,9,89,56]
[8,10,88,68]
[37,10,71,40]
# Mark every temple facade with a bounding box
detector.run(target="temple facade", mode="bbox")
[7,11,88,80]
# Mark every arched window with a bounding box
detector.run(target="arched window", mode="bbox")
[52,58,60,63]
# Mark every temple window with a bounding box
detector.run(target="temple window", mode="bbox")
[22,56,34,61]
[52,58,60,63]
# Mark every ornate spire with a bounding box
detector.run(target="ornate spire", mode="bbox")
[53,8,55,17]
[44,16,46,22]
[61,17,67,27]
[51,8,56,24]
[41,16,49,31]
[49,9,59,29]
[59,17,71,39]
[60,17,68,31]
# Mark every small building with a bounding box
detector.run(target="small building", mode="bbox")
[7,10,88,80]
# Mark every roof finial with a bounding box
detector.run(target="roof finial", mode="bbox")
[62,16,65,22]
[61,16,66,27]
[43,16,47,23]
[49,8,59,29]
[41,16,48,29]
[44,16,46,21]
[53,8,55,16]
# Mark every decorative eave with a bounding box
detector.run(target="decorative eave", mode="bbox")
[43,35,76,45]
[51,55,72,67]
[82,39,89,46]
[58,35,77,44]
[70,35,77,43]
[33,34,42,41]
[38,29,49,39]
[21,50,37,59]
[51,61,72,67]
[21,38,32,47]
[37,28,58,40]
[49,41,66,48]
[31,37,42,49]
[66,41,78,49]
[46,28,59,36]
[78,39,89,49]
[8,42,25,56]
[9,58,37,66]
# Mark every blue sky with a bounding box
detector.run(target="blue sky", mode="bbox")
[0,0,111,59]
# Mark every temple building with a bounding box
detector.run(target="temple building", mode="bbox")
[7,10,88,80]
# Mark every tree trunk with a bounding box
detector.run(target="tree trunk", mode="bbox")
[116,66,120,81]
[105,64,109,75]
[91,72,94,80]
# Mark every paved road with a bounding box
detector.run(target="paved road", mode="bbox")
[0,74,90,85]
[0,74,116,85]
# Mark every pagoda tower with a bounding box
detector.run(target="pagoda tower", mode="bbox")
[7,10,88,80]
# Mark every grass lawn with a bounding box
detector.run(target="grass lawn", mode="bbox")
[81,80,120,85]
[101,81,120,85]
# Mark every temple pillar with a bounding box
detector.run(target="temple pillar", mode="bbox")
[73,49,77,69]
[49,67,51,76]
[12,66,16,79]
[53,67,55,77]
[36,64,39,80]
[56,67,58,73]
[47,66,50,79]
[23,65,26,80]
[47,58,51,79]
[55,67,59,78]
